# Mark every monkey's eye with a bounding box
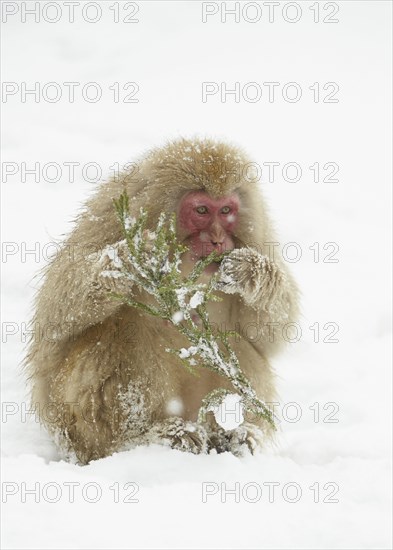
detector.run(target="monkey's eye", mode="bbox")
[196,206,208,214]
[221,206,231,214]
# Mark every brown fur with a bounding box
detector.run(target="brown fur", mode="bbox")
[25,138,299,464]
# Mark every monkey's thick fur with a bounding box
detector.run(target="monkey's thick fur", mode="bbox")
[26,138,299,464]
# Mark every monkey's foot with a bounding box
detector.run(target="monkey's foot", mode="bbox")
[205,422,265,456]
[205,426,231,454]
[226,422,264,456]
[146,417,208,454]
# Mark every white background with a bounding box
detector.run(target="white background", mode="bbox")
[1,1,392,548]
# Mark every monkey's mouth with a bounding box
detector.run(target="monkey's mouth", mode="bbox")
[184,235,234,263]
[200,242,229,258]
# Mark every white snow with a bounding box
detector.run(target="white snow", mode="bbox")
[1,2,392,549]
[124,214,136,231]
[172,311,184,324]
[178,346,198,359]
[166,398,184,416]
[189,290,204,309]
[100,270,124,279]
[99,242,125,269]
[213,393,244,430]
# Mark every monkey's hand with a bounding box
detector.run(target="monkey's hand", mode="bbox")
[214,247,282,308]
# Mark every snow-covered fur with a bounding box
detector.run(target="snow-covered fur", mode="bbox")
[25,138,299,464]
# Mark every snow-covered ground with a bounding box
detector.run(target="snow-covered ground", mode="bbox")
[1,1,392,548]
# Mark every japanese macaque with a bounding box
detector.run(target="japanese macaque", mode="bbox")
[26,138,299,464]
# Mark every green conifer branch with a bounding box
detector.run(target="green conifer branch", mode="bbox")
[110,192,277,431]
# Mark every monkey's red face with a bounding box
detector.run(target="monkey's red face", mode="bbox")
[178,191,239,260]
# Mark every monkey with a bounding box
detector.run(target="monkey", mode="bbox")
[25,138,299,464]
